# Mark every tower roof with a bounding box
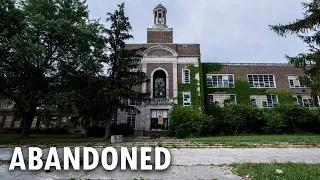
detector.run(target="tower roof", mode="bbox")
[154,3,166,11]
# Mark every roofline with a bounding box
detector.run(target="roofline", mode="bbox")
[202,62,293,66]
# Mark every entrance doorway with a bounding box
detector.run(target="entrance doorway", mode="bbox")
[150,109,168,130]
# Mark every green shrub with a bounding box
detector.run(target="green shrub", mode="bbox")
[86,125,105,137]
[86,123,134,137]
[201,115,220,136]
[169,106,205,138]
[111,123,134,136]
[15,126,69,135]
[262,110,286,134]
[223,104,257,135]
[246,108,266,134]
[274,105,318,133]
[202,103,320,135]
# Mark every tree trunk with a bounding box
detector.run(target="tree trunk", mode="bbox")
[104,110,114,140]
[22,113,35,137]
[35,117,41,131]
[57,114,62,129]
[104,120,111,140]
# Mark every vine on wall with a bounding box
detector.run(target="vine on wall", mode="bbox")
[198,52,205,109]
[201,63,294,113]
[177,65,201,107]
[202,63,223,112]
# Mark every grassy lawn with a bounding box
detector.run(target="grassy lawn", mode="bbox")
[232,163,320,180]
[0,133,136,145]
[187,135,320,144]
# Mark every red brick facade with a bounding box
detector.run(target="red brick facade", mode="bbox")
[147,30,173,43]
[147,49,173,57]
[207,64,309,94]
[125,43,200,57]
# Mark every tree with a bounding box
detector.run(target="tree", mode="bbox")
[270,0,320,105]
[102,3,149,139]
[0,0,105,136]
[73,75,111,128]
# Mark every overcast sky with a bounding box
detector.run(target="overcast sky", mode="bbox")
[86,0,308,63]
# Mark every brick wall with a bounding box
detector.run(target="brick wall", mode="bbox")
[147,30,173,43]
[147,49,173,57]
[208,64,309,94]
[125,43,199,57]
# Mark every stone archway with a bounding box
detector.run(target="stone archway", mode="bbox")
[150,68,169,99]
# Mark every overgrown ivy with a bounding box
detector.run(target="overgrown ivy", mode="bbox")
[177,65,201,107]
[201,63,294,114]
[177,50,204,108]
[198,51,205,109]
[201,63,223,113]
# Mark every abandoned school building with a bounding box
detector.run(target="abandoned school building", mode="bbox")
[0,4,314,135]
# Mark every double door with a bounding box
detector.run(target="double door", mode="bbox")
[150,109,168,130]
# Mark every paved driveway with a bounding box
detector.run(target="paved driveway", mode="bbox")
[1,147,320,180]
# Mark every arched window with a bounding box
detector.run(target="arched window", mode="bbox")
[153,70,166,98]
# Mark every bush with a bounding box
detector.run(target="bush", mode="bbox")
[223,104,259,135]
[262,110,286,134]
[201,115,221,136]
[86,125,105,137]
[111,123,134,136]
[14,126,69,135]
[86,123,134,137]
[274,105,318,133]
[203,104,320,135]
[169,106,206,138]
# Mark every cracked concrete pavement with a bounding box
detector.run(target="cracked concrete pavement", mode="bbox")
[0,147,320,179]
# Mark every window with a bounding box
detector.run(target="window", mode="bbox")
[128,99,136,106]
[207,74,234,88]
[129,68,138,73]
[293,95,319,107]
[288,75,307,88]
[0,99,14,109]
[250,95,278,108]
[183,91,191,106]
[248,74,276,88]
[126,113,136,128]
[208,94,236,107]
[158,11,163,24]
[182,69,190,83]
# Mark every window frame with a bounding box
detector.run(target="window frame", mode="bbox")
[126,113,136,128]
[206,74,235,88]
[183,91,191,106]
[0,98,15,109]
[208,94,236,107]
[292,94,319,107]
[247,74,276,88]
[250,94,278,108]
[288,75,308,88]
[128,99,137,106]
[182,69,190,84]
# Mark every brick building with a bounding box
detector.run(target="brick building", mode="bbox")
[203,63,313,110]
[0,4,314,134]
[115,4,314,135]
[118,4,314,135]
[116,4,201,135]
